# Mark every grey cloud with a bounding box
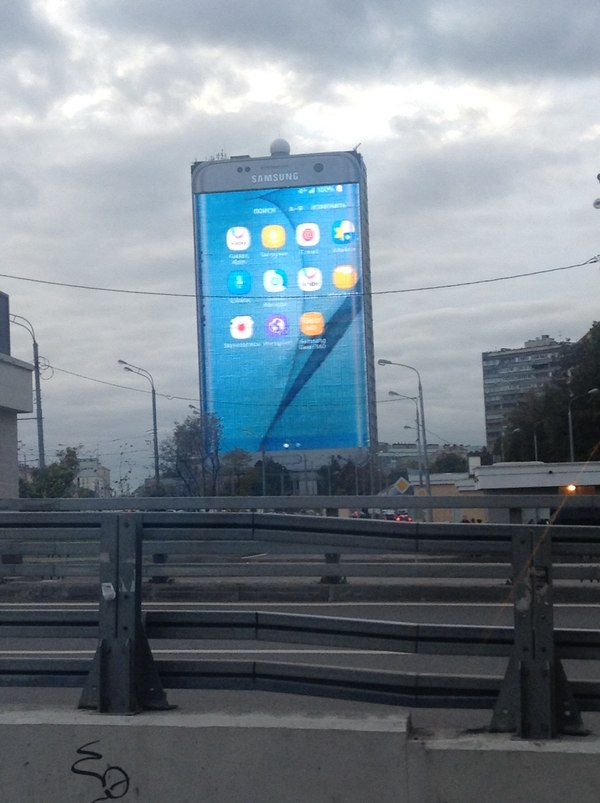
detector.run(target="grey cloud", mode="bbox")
[81,0,421,78]
[422,0,600,78]
[0,166,38,209]
[0,2,60,55]
[80,0,600,82]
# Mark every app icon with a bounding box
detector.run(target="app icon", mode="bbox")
[227,270,252,295]
[332,220,356,244]
[226,226,251,251]
[296,223,320,246]
[297,267,322,292]
[332,264,359,290]
[230,315,254,339]
[300,311,325,337]
[266,314,289,337]
[263,269,287,292]
[261,225,286,249]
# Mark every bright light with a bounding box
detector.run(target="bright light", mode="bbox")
[566,484,577,493]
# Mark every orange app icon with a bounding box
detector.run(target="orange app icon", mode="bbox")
[333,264,358,289]
[300,311,325,337]
[261,224,286,249]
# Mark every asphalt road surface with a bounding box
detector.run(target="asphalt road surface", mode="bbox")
[0,599,599,733]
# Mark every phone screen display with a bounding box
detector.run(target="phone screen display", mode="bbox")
[193,179,370,453]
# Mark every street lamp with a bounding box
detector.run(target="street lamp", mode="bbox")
[567,388,600,462]
[389,391,423,488]
[10,314,45,469]
[378,359,431,496]
[533,421,542,461]
[118,360,160,487]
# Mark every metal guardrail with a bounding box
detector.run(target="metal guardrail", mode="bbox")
[0,498,599,738]
[2,492,600,512]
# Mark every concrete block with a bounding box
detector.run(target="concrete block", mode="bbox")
[0,354,33,414]
[0,708,410,803]
[410,730,600,803]
[0,411,19,498]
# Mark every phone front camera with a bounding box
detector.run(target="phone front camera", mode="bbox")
[314,163,324,173]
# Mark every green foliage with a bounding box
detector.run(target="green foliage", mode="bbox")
[429,452,468,473]
[19,447,80,498]
[219,451,292,495]
[263,457,292,495]
[316,455,372,495]
[504,322,600,462]
[159,413,222,495]
[219,448,253,494]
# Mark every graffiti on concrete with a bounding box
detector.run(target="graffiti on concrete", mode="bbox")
[71,740,131,802]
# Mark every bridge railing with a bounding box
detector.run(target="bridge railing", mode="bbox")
[0,495,599,739]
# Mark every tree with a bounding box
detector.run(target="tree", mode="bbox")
[219,449,253,494]
[316,456,363,495]
[19,446,80,498]
[263,457,292,495]
[503,322,600,462]
[214,451,292,496]
[468,447,493,466]
[430,452,468,473]
[160,413,222,495]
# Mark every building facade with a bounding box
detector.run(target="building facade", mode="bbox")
[0,293,33,499]
[482,335,570,451]
[75,458,111,498]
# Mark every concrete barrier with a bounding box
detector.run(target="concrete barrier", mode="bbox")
[1,705,600,802]
[408,729,600,803]
[0,708,410,802]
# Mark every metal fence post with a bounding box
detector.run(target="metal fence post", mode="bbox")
[79,513,174,713]
[320,553,347,584]
[490,526,587,738]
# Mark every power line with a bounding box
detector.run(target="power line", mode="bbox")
[48,364,200,402]
[375,256,599,296]
[46,363,410,409]
[0,272,193,297]
[0,255,597,299]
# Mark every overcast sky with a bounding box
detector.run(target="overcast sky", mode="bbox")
[4,0,600,489]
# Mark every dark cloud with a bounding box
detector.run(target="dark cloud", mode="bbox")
[81,0,421,79]
[81,0,600,80]
[422,0,600,78]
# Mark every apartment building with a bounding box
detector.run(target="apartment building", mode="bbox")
[482,335,570,450]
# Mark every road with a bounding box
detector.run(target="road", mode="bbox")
[0,599,599,732]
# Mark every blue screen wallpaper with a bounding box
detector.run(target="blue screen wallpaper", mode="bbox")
[194,182,369,453]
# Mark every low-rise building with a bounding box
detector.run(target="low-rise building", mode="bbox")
[76,458,111,498]
[0,293,33,499]
[457,461,600,524]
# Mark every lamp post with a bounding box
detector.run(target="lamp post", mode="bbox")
[118,360,160,487]
[533,421,541,461]
[388,390,423,489]
[378,359,431,496]
[568,388,600,462]
[10,314,45,469]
